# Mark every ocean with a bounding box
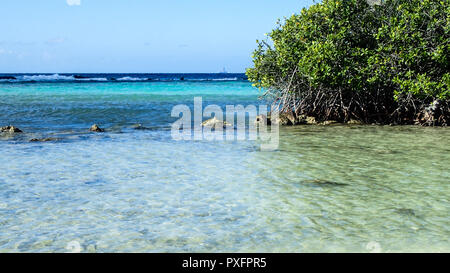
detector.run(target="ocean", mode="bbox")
[0,73,449,252]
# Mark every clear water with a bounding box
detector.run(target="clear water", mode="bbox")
[0,78,449,252]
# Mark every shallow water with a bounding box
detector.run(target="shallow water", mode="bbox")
[0,79,449,252]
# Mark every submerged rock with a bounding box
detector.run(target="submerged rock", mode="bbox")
[30,137,59,142]
[303,179,348,187]
[395,208,417,217]
[89,124,105,132]
[1,125,23,133]
[131,124,150,130]
[201,117,233,129]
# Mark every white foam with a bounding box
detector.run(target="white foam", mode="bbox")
[75,77,108,81]
[21,74,75,81]
[211,77,238,81]
[116,77,148,81]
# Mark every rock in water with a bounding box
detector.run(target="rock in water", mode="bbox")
[255,112,313,126]
[271,112,312,126]
[271,112,299,126]
[306,116,317,125]
[201,117,233,129]
[255,115,271,126]
[131,124,150,130]
[0,125,23,133]
[89,124,105,132]
[395,208,417,217]
[303,179,348,187]
[295,115,308,125]
[273,114,293,126]
[30,137,59,142]
[347,119,363,125]
[320,120,338,125]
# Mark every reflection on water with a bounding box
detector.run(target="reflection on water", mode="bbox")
[0,81,449,252]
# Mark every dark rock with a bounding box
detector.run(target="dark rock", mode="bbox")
[395,208,417,217]
[74,75,88,79]
[303,179,348,187]
[30,137,59,142]
[89,124,105,132]
[131,124,150,130]
[1,125,23,133]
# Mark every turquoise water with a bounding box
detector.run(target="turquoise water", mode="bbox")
[0,80,449,252]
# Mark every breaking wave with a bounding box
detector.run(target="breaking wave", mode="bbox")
[0,73,247,83]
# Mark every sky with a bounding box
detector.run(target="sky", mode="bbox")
[1,0,313,73]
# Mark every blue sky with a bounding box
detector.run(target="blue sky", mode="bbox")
[1,0,312,73]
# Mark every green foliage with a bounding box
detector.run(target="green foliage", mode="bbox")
[371,0,449,100]
[246,0,450,124]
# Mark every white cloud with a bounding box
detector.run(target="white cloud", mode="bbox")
[66,0,81,6]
